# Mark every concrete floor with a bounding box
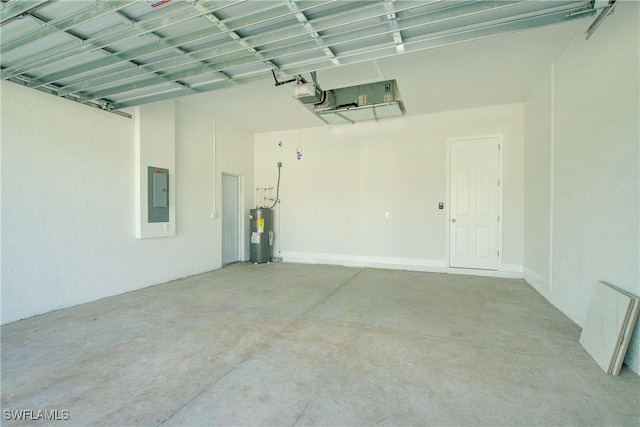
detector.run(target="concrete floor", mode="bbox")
[2,263,639,426]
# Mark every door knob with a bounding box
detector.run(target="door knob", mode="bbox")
[451,218,456,223]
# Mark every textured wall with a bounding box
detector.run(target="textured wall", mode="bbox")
[254,104,524,273]
[134,101,176,239]
[523,68,553,298]
[552,1,640,373]
[0,82,253,324]
[524,1,640,374]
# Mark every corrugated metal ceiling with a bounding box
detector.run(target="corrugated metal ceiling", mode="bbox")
[1,0,600,116]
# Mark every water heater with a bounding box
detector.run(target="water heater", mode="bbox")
[249,208,273,263]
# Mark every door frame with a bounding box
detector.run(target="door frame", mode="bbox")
[446,134,504,270]
[221,172,244,265]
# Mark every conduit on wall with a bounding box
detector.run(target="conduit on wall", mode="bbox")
[211,115,218,220]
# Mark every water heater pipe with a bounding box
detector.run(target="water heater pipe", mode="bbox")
[268,162,282,209]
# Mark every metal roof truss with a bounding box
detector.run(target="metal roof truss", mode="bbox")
[0,0,597,116]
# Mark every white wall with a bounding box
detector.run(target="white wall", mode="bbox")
[0,81,254,324]
[175,101,254,265]
[524,1,640,373]
[523,68,553,298]
[254,104,524,273]
[210,106,256,262]
[134,101,177,239]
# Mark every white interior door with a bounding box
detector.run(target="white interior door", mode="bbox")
[449,136,501,270]
[222,173,239,265]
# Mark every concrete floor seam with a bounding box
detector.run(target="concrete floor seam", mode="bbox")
[174,268,365,322]
[291,398,312,427]
[157,268,367,425]
[296,268,366,318]
[156,365,236,426]
[198,267,569,359]
[157,315,300,427]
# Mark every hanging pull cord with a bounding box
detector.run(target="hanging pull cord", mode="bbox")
[296,89,303,160]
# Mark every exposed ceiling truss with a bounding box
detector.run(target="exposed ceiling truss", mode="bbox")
[0,0,600,116]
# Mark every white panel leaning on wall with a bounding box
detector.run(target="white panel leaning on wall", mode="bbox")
[579,281,640,376]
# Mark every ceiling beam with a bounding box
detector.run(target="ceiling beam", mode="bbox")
[286,0,340,66]
[278,5,595,77]
[384,1,405,53]
[8,8,192,98]
[0,0,595,115]
[1,0,238,80]
[53,0,392,97]
[0,0,52,25]
[55,1,327,97]
[114,72,270,109]
[29,1,424,93]
[72,1,546,101]
[0,0,56,26]
[56,1,437,99]
[108,0,592,111]
[1,0,137,53]
[56,8,207,98]
[194,2,279,79]
[26,25,226,89]
[27,1,329,89]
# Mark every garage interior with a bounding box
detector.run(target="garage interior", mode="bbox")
[1,0,639,425]
[2,263,638,425]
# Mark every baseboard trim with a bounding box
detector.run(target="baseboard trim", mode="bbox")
[523,267,550,299]
[281,251,447,272]
[280,251,524,278]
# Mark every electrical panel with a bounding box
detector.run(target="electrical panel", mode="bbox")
[148,166,169,223]
[153,170,168,207]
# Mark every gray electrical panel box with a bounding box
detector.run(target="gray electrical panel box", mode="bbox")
[148,166,169,223]
[153,171,168,207]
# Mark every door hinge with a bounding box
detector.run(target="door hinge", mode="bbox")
[498,179,500,186]
[498,144,501,150]
[497,250,500,257]
[497,215,500,222]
